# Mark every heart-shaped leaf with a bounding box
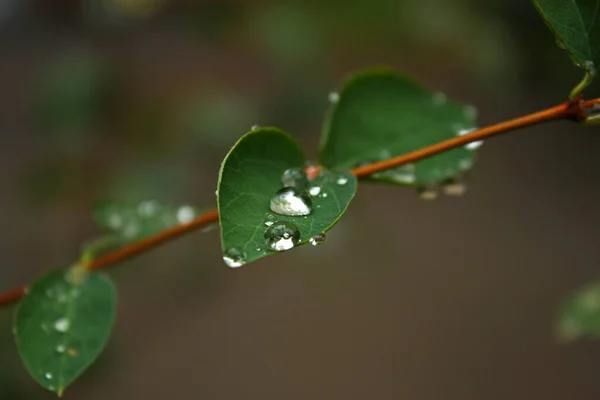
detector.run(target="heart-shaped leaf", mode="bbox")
[14,269,116,396]
[217,127,357,266]
[532,0,600,73]
[557,281,600,341]
[319,68,478,188]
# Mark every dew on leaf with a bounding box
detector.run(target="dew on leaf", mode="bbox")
[223,247,246,268]
[107,213,123,229]
[137,200,159,217]
[281,168,309,189]
[251,124,260,130]
[321,192,328,198]
[418,186,438,200]
[264,221,300,252]
[463,105,478,120]
[54,318,70,333]
[56,344,66,353]
[45,373,53,380]
[176,205,196,224]
[309,186,321,196]
[328,91,340,103]
[336,176,348,186]
[310,232,326,246]
[270,187,312,216]
[442,180,467,196]
[432,92,447,105]
[456,127,483,150]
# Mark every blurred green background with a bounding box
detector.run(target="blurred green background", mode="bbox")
[1,0,600,398]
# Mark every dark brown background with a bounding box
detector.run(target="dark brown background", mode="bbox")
[0,0,599,399]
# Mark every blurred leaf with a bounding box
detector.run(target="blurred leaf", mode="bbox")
[557,281,600,341]
[532,0,600,91]
[217,128,357,267]
[319,68,478,187]
[14,270,116,396]
[90,200,201,252]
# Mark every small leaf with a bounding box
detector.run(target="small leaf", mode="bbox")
[92,200,201,241]
[319,68,478,188]
[217,127,357,266]
[557,281,600,341]
[14,270,117,395]
[532,0,600,71]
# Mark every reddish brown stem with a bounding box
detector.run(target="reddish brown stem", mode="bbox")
[0,98,597,308]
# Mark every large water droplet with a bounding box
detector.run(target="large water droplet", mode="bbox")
[264,213,277,227]
[177,205,196,224]
[264,221,300,252]
[418,186,438,200]
[54,318,70,333]
[270,187,312,216]
[281,168,309,189]
[310,233,326,246]
[328,91,340,103]
[223,248,246,268]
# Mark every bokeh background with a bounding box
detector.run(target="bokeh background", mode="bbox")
[1,0,600,398]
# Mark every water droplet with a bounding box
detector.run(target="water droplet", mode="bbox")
[54,318,70,333]
[321,192,328,198]
[328,91,340,103]
[336,176,348,186]
[108,213,123,229]
[281,168,309,189]
[310,233,326,246]
[177,205,195,224]
[264,213,277,227]
[223,248,246,268]
[418,187,438,200]
[442,181,467,196]
[251,124,260,130]
[264,221,300,252]
[456,127,483,150]
[270,187,312,216]
[122,223,139,238]
[432,92,447,105]
[45,372,53,380]
[458,159,473,171]
[309,186,321,196]
[138,200,159,217]
[56,344,66,353]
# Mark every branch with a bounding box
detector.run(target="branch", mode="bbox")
[0,97,596,308]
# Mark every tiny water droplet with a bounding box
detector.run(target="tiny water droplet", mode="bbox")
[442,181,467,196]
[456,127,482,150]
[432,92,447,105]
[418,187,438,200]
[45,372,53,380]
[270,187,312,216]
[177,205,196,224]
[56,344,66,353]
[321,192,328,198]
[309,186,321,196]
[264,213,277,227]
[251,124,260,130]
[264,221,300,252]
[138,200,158,217]
[328,91,340,103]
[54,318,70,333]
[281,168,309,189]
[336,176,348,186]
[223,248,246,268]
[310,233,326,246]
[108,213,123,229]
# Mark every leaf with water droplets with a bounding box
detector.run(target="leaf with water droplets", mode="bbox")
[217,127,357,266]
[89,201,202,254]
[319,68,478,188]
[557,281,600,341]
[532,0,600,78]
[14,269,116,396]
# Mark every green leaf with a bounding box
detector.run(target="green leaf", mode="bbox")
[14,269,117,396]
[557,281,600,341]
[532,0,600,70]
[217,127,357,266]
[319,68,478,188]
